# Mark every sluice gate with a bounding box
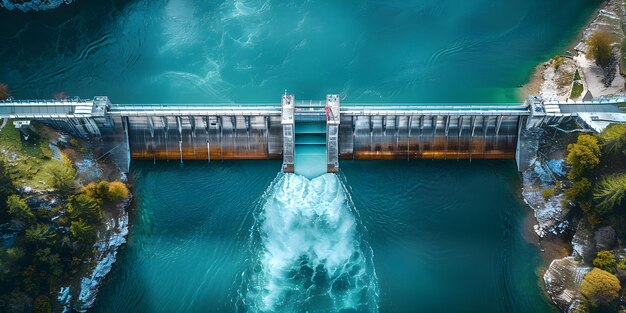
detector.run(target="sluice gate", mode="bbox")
[1,95,624,173]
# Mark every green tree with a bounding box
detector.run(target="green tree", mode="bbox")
[67,194,101,223]
[593,174,626,213]
[6,195,35,224]
[25,224,56,247]
[33,295,51,313]
[580,268,621,312]
[567,134,601,179]
[593,251,617,273]
[82,181,109,204]
[587,31,615,68]
[598,123,626,155]
[48,157,77,193]
[0,247,24,283]
[0,160,13,223]
[83,180,129,202]
[70,219,96,244]
[565,178,592,203]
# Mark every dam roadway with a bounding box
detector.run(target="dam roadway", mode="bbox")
[0,94,624,175]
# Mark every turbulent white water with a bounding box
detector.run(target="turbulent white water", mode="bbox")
[237,173,379,313]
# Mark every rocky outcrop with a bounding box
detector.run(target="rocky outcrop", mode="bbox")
[539,57,577,101]
[594,226,617,251]
[522,158,570,237]
[572,222,596,264]
[76,200,129,311]
[0,0,75,12]
[544,257,591,312]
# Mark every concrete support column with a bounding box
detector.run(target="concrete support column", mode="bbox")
[495,115,503,136]
[281,93,295,173]
[326,94,340,173]
[526,95,547,129]
[121,116,131,172]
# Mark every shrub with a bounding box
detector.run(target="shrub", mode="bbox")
[587,31,615,68]
[542,187,555,200]
[565,178,592,203]
[553,56,565,69]
[574,69,581,81]
[107,181,129,201]
[69,138,79,147]
[580,268,621,312]
[567,134,601,179]
[580,201,603,228]
[618,259,626,270]
[83,181,110,204]
[83,180,129,203]
[593,251,617,273]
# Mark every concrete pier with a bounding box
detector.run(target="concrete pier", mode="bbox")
[326,94,340,173]
[281,94,295,173]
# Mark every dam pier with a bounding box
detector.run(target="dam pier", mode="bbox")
[0,94,624,174]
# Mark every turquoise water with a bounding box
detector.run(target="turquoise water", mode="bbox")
[93,161,553,313]
[0,0,601,312]
[0,0,598,103]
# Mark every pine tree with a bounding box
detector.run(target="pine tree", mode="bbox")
[594,174,626,213]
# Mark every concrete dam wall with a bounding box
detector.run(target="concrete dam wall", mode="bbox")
[124,115,284,161]
[339,115,521,160]
[5,94,620,173]
[116,105,523,165]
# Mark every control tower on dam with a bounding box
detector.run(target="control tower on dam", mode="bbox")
[1,94,624,174]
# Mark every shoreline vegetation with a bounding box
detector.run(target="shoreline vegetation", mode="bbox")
[0,104,131,312]
[521,0,626,312]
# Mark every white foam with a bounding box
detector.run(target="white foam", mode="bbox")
[239,173,379,312]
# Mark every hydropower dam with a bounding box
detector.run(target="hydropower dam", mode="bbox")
[0,94,624,177]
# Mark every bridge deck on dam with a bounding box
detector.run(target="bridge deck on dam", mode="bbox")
[0,95,624,174]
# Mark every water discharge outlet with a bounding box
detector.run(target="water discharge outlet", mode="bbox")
[237,173,379,312]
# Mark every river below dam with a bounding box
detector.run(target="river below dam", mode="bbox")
[0,0,602,312]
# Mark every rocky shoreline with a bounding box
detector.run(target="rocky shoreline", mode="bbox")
[0,0,75,12]
[0,124,132,312]
[63,143,132,312]
[524,0,626,102]
[522,0,626,311]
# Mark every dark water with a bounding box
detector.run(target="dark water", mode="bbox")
[0,0,601,312]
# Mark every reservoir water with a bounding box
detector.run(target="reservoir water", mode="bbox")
[0,0,601,312]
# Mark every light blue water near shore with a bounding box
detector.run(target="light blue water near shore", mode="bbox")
[0,0,601,312]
